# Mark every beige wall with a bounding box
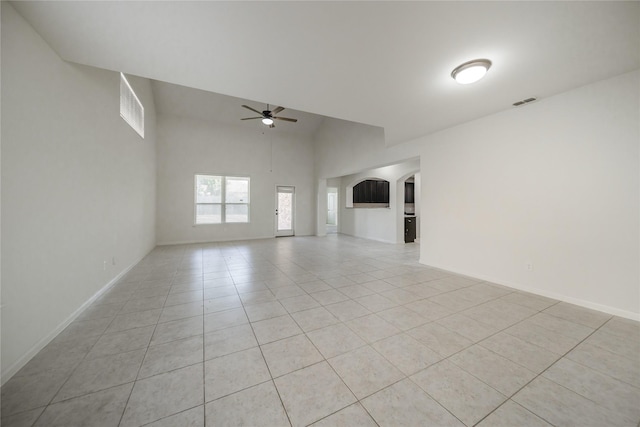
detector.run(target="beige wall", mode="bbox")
[418,70,639,319]
[1,3,157,382]
[156,115,315,244]
[314,70,639,319]
[338,160,420,244]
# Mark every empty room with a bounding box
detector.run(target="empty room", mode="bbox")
[1,1,638,426]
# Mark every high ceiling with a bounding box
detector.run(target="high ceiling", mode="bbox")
[151,80,328,137]
[11,1,640,145]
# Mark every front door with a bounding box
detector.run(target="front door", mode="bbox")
[276,186,295,237]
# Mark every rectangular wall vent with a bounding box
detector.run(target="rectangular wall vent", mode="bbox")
[120,73,144,138]
[513,97,538,107]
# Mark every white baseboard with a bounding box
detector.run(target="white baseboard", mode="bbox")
[418,259,640,322]
[338,231,396,244]
[1,251,151,385]
[158,234,317,246]
[156,235,275,246]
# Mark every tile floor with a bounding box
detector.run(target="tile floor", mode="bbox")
[2,235,639,426]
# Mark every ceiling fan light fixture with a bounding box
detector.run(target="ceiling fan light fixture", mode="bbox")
[241,104,297,126]
[451,59,492,85]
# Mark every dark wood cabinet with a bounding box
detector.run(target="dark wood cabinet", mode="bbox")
[353,180,390,204]
[364,180,373,202]
[405,217,416,243]
[405,182,415,204]
[353,183,362,203]
[378,181,389,203]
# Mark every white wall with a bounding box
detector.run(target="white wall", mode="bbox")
[412,172,422,240]
[339,160,419,244]
[313,115,423,240]
[418,70,639,318]
[1,3,157,381]
[156,115,315,244]
[314,118,422,180]
[314,70,639,319]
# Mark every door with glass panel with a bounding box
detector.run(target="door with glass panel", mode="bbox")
[327,188,338,226]
[276,186,295,237]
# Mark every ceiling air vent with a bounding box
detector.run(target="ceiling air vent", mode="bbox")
[513,97,537,107]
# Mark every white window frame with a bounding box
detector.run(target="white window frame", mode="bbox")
[194,174,250,225]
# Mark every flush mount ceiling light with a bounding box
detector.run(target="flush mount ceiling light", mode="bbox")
[451,59,492,85]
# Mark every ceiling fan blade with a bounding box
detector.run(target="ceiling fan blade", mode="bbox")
[273,116,297,123]
[269,123,275,128]
[241,105,263,115]
[272,106,285,115]
[241,117,262,120]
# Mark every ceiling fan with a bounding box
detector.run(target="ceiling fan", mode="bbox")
[241,104,298,128]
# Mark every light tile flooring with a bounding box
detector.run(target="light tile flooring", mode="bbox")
[2,235,639,427]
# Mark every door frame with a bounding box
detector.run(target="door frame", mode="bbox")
[275,185,295,237]
[327,187,338,226]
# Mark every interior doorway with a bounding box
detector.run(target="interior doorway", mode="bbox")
[402,173,420,243]
[276,186,295,237]
[327,187,338,234]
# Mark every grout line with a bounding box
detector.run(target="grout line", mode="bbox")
[234,266,295,427]
[117,264,178,427]
[28,276,146,425]
[200,247,207,427]
[7,237,635,427]
[470,310,609,426]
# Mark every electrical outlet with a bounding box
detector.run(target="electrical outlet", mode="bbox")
[526,262,533,271]
[103,260,107,271]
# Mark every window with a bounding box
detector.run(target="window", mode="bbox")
[195,175,250,224]
[120,73,144,138]
[195,175,222,224]
[224,176,250,223]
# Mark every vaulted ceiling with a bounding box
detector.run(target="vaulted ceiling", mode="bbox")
[12,1,640,145]
[151,80,328,137]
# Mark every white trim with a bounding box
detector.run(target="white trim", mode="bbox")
[1,251,151,385]
[338,231,397,244]
[157,235,277,246]
[157,233,316,246]
[418,259,640,321]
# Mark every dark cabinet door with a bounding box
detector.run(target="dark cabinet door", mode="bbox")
[381,181,389,204]
[374,181,385,203]
[353,183,363,203]
[364,181,373,202]
[405,182,415,204]
[405,217,416,243]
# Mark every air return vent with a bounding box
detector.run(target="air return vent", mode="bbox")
[513,97,537,107]
[120,73,144,138]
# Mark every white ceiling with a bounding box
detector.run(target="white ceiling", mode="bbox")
[12,1,640,145]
